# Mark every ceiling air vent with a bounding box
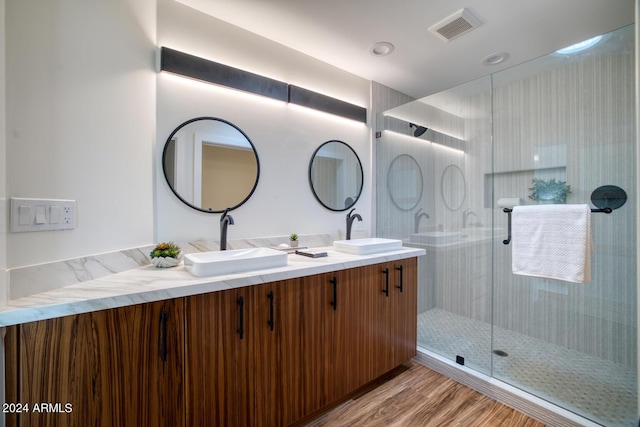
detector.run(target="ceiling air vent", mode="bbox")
[429,8,482,42]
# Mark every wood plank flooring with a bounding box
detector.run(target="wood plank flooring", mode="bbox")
[305,361,546,427]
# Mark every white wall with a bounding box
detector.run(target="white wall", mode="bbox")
[156,0,371,243]
[3,0,372,274]
[5,0,157,268]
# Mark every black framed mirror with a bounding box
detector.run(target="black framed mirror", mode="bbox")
[387,154,423,211]
[309,140,363,211]
[162,117,260,213]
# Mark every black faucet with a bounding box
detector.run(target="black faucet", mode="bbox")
[220,208,235,251]
[346,208,362,240]
[414,208,429,233]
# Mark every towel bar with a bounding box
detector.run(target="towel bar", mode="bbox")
[502,207,612,245]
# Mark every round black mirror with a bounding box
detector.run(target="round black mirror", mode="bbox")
[162,117,260,213]
[309,140,363,211]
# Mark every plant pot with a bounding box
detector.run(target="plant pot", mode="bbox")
[290,240,299,248]
[152,256,181,268]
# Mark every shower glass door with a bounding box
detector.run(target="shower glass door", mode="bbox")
[376,23,637,427]
[492,24,637,427]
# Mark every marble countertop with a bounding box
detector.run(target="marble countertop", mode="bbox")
[0,246,425,327]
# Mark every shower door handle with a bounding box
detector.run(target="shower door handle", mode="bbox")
[382,268,389,297]
[396,265,403,292]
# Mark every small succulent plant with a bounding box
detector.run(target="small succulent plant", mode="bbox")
[289,233,299,241]
[150,241,181,259]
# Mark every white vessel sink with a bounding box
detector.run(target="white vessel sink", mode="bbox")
[333,238,403,255]
[410,231,462,244]
[184,247,287,277]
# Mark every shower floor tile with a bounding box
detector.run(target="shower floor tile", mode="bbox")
[418,308,637,427]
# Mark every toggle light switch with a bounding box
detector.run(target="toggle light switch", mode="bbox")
[18,205,31,225]
[35,206,46,224]
[50,206,61,223]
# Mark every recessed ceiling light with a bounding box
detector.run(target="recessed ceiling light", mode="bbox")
[369,42,395,57]
[481,52,509,66]
[555,35,603,54]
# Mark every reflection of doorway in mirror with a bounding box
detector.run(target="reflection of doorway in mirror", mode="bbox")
[165,139,176,189]
[169,135,200,206]
[311,156,340,208]
[201,144,258,211]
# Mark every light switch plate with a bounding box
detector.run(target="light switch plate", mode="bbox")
[10,198,76,232]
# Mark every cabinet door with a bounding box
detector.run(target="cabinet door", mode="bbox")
[252,281,289,427]
[391,257,418,366]
[274,278,306,425]
[360,263,394,380]
[312,266,384,404]
[325,268,362,402]
[297,272,332,415]
[8,312,95,426]
[185,288,254,427]
[92,299,185,426]
[6,299,184,427]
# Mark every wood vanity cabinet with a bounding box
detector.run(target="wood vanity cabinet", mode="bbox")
[5,257,418,427]
[4,298,184,427]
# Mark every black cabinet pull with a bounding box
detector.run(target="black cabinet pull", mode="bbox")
[330,276,337,310]
[396,265,404,292]
[160,310,167,362]
[382,268,389,297]
[267,291,275,331]
[237,296,244,340]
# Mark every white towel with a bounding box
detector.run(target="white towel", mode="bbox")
[511,204,592,284]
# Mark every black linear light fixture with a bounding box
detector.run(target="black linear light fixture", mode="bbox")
[160,47,288,101]
[288,85,367,123]
[160,47,367,123]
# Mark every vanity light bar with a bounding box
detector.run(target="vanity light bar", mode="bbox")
[160,47,367,123]
[160,47,289,101]
[288,85,367,123]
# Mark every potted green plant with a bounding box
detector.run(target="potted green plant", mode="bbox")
[528,178,572,204]
[150,241,182,268]
[289,233,299,248]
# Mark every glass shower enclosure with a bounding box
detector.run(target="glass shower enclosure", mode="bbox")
[376,24,637,427]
